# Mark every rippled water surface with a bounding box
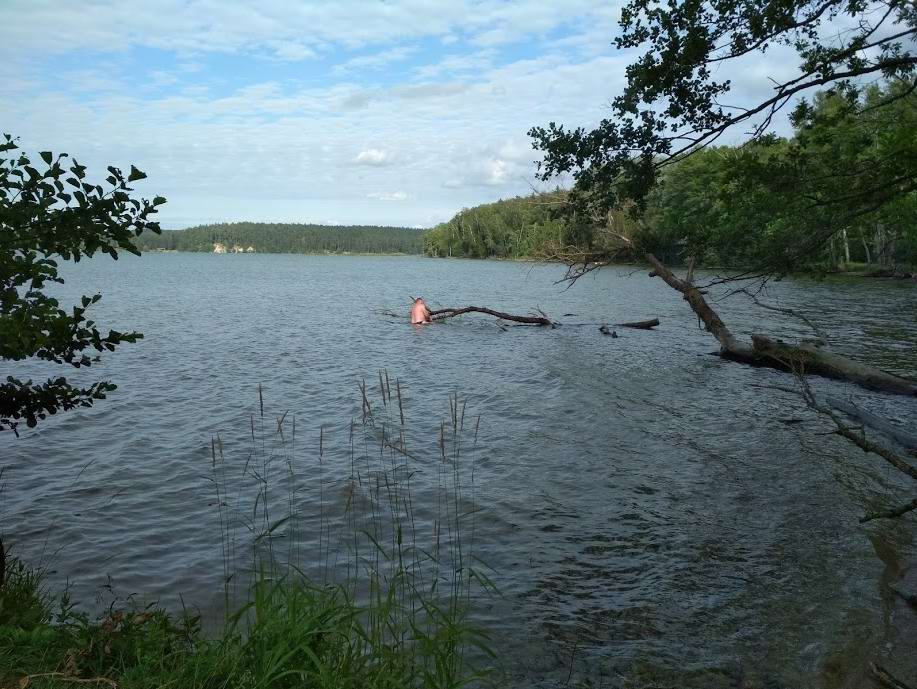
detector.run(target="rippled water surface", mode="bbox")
[2,254,916,687]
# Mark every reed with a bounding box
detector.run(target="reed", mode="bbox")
[0,371,493,689]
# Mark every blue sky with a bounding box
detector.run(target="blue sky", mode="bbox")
[2,0,801,228]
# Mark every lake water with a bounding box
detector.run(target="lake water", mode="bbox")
[2,253,916,687]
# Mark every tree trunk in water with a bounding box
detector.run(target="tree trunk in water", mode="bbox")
[842,228,851,265]
[645,254,917,396]
[749,335,917,395]
[646,254,749,353]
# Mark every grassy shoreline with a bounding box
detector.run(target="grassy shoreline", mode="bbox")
[0,556,487,689]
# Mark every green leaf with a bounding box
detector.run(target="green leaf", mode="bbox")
[39,151,53,165]
[128,165,147,182]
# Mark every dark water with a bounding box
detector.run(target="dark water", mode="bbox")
[2,254,916,687]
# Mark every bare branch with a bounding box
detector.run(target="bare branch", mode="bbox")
[430,305,555,326]
[738,288,828,343]
[797,376,917,483]
[860,497,917,522]
[870,662,915,689]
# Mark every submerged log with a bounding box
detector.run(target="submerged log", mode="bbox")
[826,396,917,450]
[617,318,660,329]
[764,383,917,455]
[599,325,618,337]
[430,306,554,326]
[646,254,917,396]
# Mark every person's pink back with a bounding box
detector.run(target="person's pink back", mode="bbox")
[410,298,431,324]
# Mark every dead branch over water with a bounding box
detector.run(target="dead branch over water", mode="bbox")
[645,254,917,396]
[430,306,555,326]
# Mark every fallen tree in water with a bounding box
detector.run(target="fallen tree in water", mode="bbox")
[428,307,662,330]
[430,306,555,326]
[645,254,917,396]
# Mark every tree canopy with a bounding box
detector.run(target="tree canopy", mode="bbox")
[423,192,569,259]
[641,81,917,272]
[529,0,917,254]
[0,134,164,433]
[431,80,917,274]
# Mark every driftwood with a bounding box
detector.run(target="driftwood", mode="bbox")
[617,318,659,329]
[646,254,917,396]
[430,306,554,326]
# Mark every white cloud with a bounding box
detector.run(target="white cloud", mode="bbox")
[0,0,619,59]
[0,0,815,227]
[355,149,391,166]
[368,191,409,201]
[0,49,637,224]
[267,40,317,61]
[414,51,495,79]
[148,70,180,88]
[443,155,524,189]
[333,46,417,74]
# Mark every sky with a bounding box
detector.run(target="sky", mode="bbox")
[1,0,804,229]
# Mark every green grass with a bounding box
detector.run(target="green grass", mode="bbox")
[1,373,493,689]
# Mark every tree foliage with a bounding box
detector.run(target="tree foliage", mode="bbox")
[643,81,917,271]
[0,134,164,434]
[135,222,424,255]
[422,191,641,260]
[423,192,568,259]
[436,81,917,272]
[529,0,917,230]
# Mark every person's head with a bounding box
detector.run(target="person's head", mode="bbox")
[415,297,425,304]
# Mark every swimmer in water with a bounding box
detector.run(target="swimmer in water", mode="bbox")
[410,297,432,324]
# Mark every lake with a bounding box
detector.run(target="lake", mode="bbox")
[2,253,916,687]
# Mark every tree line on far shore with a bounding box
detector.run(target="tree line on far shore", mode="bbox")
[427,81,917,274]
[134,222,425,255]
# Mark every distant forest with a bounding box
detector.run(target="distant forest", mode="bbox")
[136,222,425,254]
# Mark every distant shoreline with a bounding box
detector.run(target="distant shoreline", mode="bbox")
[144,249,423,257]
[142,250,917,281]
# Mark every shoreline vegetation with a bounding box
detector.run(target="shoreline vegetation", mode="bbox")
[147,248,421,257]
[425,82,917,280]
[139,158,916,281]
[1,381,493,689]
[143,241,917,282]
[134,222,426,255]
